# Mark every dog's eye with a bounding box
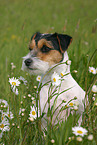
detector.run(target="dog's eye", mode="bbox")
[41,45,51,53]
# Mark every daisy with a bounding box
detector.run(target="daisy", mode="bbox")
[51,72,61,86]
[18,76,27,85]
[4,110,14,120]
[87,134,93,140]
[29,106,37,119]
[36,75,41,82]
[0,119,10,132]
[72,126,88,137]
[89,67,96,74]
[92,85,97,93]
[9,77,20,87]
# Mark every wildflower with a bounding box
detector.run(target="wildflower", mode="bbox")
[89,67,96,74]
[36,75,41,82]
[29,117,34,122]
[66,60,71,65]
[87,134,93,140]
[73,70,78,73]
[29,106,37,119]
[95,102,97,106]
[72,126,88,137]
[51,72,61,86]
[0,99,8,108]
[17,126,19,128]
[51,139,55,143]
[2,110,14,120]
[11,63,16,69]
[9,77,20,87]
[92,85,97,93]
[76,136,83,142]
[18,76,27,85]
[23,96,26,99]
[34,86,37,89]
[21,113,24,116]
[92,97,95,101]
[12,123,15,126]
[28,94,31,97]
[0,120,10,132]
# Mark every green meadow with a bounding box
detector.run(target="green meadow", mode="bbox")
[0,0,97,144]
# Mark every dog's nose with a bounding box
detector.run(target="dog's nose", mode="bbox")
[24,58,32,66]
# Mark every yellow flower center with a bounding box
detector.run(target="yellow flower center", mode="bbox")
[77,130,83,134]
[53,78,56,82]
[69,102,74,106]
[2,117,4,120]
[91,70,93,72]
[8,114,10,117]
[12,82,16,85]
[0,124,4,128]
[38,77,41,80]
[32,111,36,115]
[61,73,63,77]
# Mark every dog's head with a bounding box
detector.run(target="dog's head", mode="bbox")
[22,32,72,75]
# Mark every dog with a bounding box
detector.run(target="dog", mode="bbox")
[22,32,85,128]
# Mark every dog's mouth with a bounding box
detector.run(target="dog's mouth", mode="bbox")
[27,66,37,70]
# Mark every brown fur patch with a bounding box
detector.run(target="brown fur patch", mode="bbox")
[38,39,54,49]
[29,40,36,50]
[37,50,62,66]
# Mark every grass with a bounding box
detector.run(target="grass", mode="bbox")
[0,0,97,144]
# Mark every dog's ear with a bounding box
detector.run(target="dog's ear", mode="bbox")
[31,32,42,41]
[52,33,72,53]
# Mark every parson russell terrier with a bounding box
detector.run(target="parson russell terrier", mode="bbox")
[22,32,85,127]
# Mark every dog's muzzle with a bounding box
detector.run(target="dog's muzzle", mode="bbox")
[24,58,32,66]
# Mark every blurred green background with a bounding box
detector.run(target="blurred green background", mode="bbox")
[0,0,97,98]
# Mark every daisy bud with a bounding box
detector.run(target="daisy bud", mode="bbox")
[23,96,26,99]
[92,97,95,101]
[51,139,55,143]
[87,134,93,141]
[76,137,82,142]
[73,70,78,73]
[28,94,31,97]
[95,103,97,106]
[92,85,97,93]
[21,113,24,116]
[34,86,37,89]
[29,117,34,122]
[66,60,71,65]
[12,123,15,126]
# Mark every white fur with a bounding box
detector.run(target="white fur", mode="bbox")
[22,51,85,128]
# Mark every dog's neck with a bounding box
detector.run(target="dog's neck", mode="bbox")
[41,51,71,84]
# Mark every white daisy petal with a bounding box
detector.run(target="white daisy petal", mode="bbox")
[72,126,88,137]
[9,77,20,87]
[51,72,61,86]
[36,76,41,82]
[89,67,96,74]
